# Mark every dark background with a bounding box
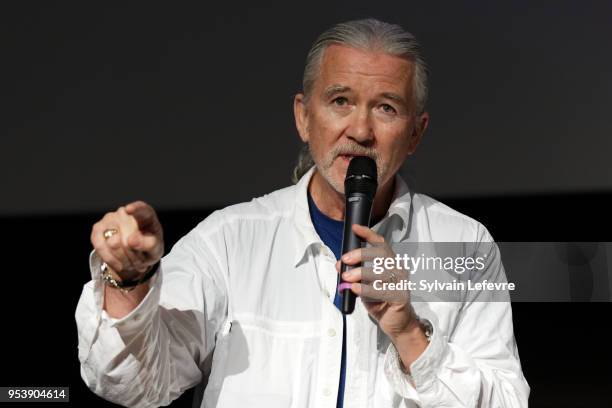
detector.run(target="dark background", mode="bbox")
[2,1,612,215]
[1,1,611,407]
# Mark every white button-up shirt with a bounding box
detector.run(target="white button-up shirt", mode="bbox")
[76,167,529,407]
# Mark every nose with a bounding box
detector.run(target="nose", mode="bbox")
[346,106,374,145]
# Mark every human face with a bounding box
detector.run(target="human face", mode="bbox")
[294,44,428,194]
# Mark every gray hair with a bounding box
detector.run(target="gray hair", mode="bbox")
[292,18,429,184]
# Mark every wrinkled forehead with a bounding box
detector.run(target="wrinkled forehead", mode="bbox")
[315,44,414,99]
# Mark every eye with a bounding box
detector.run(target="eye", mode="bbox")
[380,103,397,114]
[332,96,349,106]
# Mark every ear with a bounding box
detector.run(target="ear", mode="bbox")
[407,111,429,154]
[294,93,310,143]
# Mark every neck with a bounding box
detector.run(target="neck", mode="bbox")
[308,169,395,223]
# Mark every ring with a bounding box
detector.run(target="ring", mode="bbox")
[103,228,118,239]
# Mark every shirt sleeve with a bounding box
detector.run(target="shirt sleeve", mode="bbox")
[75,224,229,408]
[383,240,530,407]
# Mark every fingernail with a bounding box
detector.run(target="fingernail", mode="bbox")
[342,253,351,261]
[342,271,352,279]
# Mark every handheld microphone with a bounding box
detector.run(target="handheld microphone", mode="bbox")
[339,156,377,314]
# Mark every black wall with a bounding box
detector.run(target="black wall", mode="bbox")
[2,1,612,215]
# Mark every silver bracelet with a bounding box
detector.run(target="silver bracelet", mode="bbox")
[100,261,159,293]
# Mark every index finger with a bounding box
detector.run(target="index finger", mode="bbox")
[352,224,385,244]
[125,201,159,231]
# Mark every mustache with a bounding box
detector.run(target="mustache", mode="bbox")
[330,144,378,160]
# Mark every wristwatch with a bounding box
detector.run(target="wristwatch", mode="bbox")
[417,316,433,341]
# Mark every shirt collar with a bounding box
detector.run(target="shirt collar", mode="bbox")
[292,166,413,266]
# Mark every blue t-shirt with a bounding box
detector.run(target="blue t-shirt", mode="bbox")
[307,192,347,408]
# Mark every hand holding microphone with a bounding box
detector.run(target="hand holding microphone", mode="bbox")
[337,157,421,347]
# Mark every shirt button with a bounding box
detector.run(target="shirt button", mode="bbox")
[327,328,336,337]
[323,387,332,397]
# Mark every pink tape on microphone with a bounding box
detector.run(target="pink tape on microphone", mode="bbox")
[338,282,353,292]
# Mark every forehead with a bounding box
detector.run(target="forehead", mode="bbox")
[315,44,414,98]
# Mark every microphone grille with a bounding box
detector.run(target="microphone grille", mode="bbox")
[347,156,377,180]
[345,157,378,197]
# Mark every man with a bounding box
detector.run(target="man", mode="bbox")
[76,19,529,407]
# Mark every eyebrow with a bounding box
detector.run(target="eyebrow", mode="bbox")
[323,85,351,99]
[322,85,407,106]
[379,92,407,106]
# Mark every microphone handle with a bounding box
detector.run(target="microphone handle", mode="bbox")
[340,192,374,314]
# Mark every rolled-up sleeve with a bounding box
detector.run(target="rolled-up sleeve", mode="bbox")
[75,222,229,408]
[383,240,529,407]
